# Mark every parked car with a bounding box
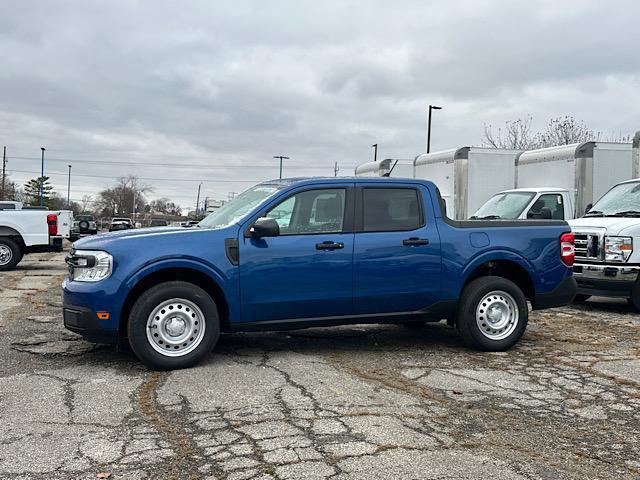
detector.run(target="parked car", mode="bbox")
[149,219,169,227]
[0,209,70,270]
[63,177,576,370]
[570,177,640,309]
[471,188,573,220]
[109,217,133,232]
[71,214,98,240]
[180,221,200,227]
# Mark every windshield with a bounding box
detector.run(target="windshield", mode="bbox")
[76,215,93,221]
[587,181,640,217]
[199,184,281,228]
[471,192,535,220]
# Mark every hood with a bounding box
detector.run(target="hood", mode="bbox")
[72,226,211,250]
[569,217,640,236]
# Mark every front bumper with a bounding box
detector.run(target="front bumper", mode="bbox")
[62,277,123,344]
[63,305,119,344]
[573,263,640,297]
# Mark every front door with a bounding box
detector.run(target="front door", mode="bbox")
[353,185,442,315]
[239,186,354,323]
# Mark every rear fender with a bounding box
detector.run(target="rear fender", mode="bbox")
[457,249,536,297]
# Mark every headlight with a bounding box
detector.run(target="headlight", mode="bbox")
[67,250,113,282]
[604,236,633,262]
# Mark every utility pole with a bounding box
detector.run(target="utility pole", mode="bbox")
[273,155,290,180]
[40,147,46,207]
[334,161,339,177]
[1,146,6,200]
[195,182,202,218]
[427,105,442,153]
[372,144,378,162]
[67,165,72,208]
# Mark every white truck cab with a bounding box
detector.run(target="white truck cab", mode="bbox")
[471,188,573,220]
[569,178,640,309]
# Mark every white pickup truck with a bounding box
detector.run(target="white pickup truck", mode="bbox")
[0,205,73,271]
[470,188,573,221]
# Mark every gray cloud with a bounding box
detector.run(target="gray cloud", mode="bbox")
[1,0,639,209]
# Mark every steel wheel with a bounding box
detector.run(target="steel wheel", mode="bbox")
[146,298,206,357]
[475,290,519,341]
[0,244,12,266]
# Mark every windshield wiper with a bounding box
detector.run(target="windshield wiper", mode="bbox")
[607,210,640,217]
[584,210,604,217]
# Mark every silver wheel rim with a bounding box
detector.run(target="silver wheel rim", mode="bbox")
[0,245,12,266]
[475,290,519,341]
[146,298,206,357]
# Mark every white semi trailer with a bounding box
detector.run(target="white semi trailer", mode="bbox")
[413,147,522,219]
[515,142,635,218]
[354,158,414,178]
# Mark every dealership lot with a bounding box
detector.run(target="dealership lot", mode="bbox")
[0,252,639,480]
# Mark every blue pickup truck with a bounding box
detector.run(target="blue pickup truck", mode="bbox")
[63,177,577,370]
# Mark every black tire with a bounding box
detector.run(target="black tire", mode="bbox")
[456,277,528,351]
[0,237,23,272]
[401,321,426,329]
[573,294,591,302]
[628,282,640,312]
[127,281,220,370]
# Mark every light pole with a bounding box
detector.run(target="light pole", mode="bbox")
[427,105,442,153]
[273,155,290,180]
[195,182,202,218]
[40,147,46,206]
[67,165,71,208]
[372,144,378,162]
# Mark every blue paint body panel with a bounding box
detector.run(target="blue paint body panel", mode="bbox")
[62,177,574,343]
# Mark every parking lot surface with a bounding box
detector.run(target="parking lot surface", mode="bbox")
[0,251,639,480]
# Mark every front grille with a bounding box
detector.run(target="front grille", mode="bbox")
[574,232,602,261]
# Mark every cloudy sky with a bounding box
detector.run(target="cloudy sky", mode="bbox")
[1,0,639,210]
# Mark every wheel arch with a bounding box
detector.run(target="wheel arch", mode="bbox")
[119,267,230,338]
[461,252,536,301]
[0,227,25,249]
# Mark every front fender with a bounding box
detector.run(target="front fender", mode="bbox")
[119,256,239,326]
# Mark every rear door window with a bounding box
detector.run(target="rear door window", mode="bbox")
[362,188,422,232]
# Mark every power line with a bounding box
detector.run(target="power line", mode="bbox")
[8,168,263,183]
[7,155,344,170]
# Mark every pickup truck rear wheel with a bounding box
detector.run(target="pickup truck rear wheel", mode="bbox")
[0,238,22,271]
[127,281,220,370]
[457,277,528,351]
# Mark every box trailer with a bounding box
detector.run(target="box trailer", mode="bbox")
[515,141,634,217]
[354,159,414,178]
[413,147,522,219]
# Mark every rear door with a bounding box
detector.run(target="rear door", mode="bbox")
[353,184,442,315]
[239,185,355,323]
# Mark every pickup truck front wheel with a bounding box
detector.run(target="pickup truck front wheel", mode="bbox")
[0,238,22,272]
[457,277,528,351]
[128,281,220,370]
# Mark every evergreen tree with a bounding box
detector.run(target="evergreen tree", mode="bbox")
[24,176,54,206]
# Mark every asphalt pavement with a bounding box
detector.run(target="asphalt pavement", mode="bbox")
[0,251,639,479]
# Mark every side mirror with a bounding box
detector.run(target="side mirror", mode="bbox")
[250,217,280,238]
[584,203,593,215]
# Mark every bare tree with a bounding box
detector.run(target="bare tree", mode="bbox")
[95,175,153,218]
[484,115,535,149]
[80,194,93,213]
[483,115,622,149]
[535,116,593,147]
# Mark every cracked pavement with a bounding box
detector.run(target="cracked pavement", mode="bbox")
[0,251,639,479]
